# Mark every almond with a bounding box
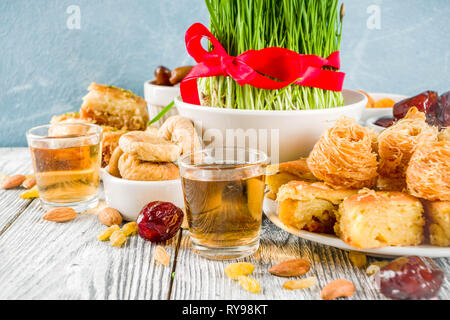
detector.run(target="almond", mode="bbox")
[22,176,36,189]
[1,175,26,189]
[43,207,77,222]
[269,258,310,277]
[321,279,355,300]
[98,207,122,226]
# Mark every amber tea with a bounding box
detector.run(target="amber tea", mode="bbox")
[179,148,267,260]
[27,123,102,211]
[30,143,100,203]
[183,169,265,248]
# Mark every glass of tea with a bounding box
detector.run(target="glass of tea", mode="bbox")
[26,123,102,212]
[179,147,268,260]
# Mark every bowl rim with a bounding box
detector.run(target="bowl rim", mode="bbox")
[174,88,367,115]
[103,166,181,186]
[144,80,180,91]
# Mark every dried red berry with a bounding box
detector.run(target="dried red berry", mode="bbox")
[377,256,444,300]
[137,201,183,242]
[393,91,438,119]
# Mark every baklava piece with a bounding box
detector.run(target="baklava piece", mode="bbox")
[50,111,81,124]
[101,126,127,167]
[335,191,424,249]
[277,181,357,233]
[424,201,450,247]
[266,158,317,200]
[80,83,149,130]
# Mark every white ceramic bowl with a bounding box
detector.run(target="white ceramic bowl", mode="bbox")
[362,92,408,132]
[360,92,407,122]
[144,80,180,126]
[175,89,367,163]
[102,168,185,222]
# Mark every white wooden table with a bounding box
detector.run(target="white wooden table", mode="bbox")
[0,148,448,300]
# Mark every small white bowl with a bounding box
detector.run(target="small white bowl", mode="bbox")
[102,168,185,222]
[144,80,180,126]
[360,92,407,122]
[362,93,409,132]
[175,89,367,162]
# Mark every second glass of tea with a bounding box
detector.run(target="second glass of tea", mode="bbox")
[26,123,102,212]
[179,147,268,260]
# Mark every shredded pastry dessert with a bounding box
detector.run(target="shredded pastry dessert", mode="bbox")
[406,141,450,201]
[378,108,438,179]
[307,116,378,189]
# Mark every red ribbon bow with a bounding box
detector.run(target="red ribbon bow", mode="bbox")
[181,23,345,105]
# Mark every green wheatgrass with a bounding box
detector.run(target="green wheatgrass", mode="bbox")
[199,0,344,110]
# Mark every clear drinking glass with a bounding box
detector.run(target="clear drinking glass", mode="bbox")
[26,123,102,212]
[179,147,268,260]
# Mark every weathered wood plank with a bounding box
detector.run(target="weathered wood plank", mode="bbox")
[0,199,177,300]
[0,148,34,231]
[0,148,449,300]
[170,218,389,300]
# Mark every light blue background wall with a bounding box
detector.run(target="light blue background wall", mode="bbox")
[0,0,449,146]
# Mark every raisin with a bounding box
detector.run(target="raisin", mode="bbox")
[110,230,127,247]
[348,251,367,268]
[154,245,170,266]
[283,277,316,290]
[19,186,39,199]
[225,262,255,279]
[98,225,120,241]
[238,276,260,294]
[122,222,138,237]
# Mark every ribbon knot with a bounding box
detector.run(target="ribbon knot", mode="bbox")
[181,23,345,105]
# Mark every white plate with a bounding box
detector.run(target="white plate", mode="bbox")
[263,198,450,258]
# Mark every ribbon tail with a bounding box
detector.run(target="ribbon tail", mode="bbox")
[295,67,345,92]
[180,62,225,105]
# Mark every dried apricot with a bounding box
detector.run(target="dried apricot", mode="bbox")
[283,277,317,290]
[225,262,255,279]
[122,222,138,236]
[348,251,367,268]
[374,98,396,108]
[238,276,260,294]
[110,230,127,247]
[97,225,120,241]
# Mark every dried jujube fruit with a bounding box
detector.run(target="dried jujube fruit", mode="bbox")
[377,256,444,300]
[154,66,172,86]
[137,201,183,242]
[393,91,438,120]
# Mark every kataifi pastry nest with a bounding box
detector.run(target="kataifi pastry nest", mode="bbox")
[307,116,378,189]
[378,108,438,178]
[406,140,450,201]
